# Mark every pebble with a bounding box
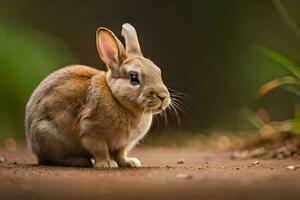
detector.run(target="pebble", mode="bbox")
[177,159,185,164]
[286,165,300,170]
[176,173,193,179]
[253,160,260,165]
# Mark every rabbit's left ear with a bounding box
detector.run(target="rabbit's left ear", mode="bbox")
[96,27,126,70]
[121,23,142,56]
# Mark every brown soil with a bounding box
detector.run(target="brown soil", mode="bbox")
[1,144,300,200]
[232,136,300,159]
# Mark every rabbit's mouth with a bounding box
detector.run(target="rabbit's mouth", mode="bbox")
[144,98,170,114]
[152,106,164,114]
[146,103,169,114]
[146,104,161,112]
[143,92,170,114]
[144,102,161,113]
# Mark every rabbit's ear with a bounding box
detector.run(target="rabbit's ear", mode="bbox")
[121,23,142,56]
[96,28,126,69]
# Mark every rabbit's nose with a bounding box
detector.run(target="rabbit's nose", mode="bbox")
[156,93,168,102]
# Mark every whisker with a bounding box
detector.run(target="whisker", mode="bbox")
[168,88,190,97]
[171,96,186,112]
[173,104,187,121]
[162,109,168,128]
[165,106,173,126]
[170,94,188,100]
[169,100,181,126]
[172,99,185,113]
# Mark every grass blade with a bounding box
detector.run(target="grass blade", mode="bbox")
[273,0,300,37]
[257,76,300,97]
[281,85,300,97]
[240,107,265,129]
[253,44,300,79]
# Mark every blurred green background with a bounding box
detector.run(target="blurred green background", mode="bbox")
[1,0,300,139]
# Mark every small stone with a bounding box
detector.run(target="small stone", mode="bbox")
[253,160,260,165]
[176,173,193,179]
[286,165,300,170]
[91,158,95,165]
[0,156,5,163]
[177,159,185,164]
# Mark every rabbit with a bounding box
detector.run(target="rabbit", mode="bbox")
[25,23,170,168]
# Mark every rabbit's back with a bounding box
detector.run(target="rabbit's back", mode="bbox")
[25,65,99,163]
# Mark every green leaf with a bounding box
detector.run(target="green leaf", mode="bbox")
[253,44,300,79]
[257,76,300,97]
[281,85,300,97]
[273,0,300,38]
[239,107,265,129]
[292,118,300,134]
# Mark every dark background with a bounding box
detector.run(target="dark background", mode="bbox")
[1,0,300,138]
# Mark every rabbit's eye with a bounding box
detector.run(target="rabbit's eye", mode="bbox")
[129,72,140,85]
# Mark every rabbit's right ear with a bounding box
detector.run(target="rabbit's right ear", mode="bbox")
[96,28,126,71]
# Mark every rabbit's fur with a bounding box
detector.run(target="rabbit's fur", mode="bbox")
[25,23,170,168]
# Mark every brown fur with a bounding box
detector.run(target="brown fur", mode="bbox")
[25,23,170,168]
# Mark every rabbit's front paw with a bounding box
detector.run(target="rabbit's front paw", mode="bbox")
[94,160,118,168]
[119,157,141,168]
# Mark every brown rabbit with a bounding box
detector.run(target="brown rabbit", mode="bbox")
[25,23,170,168]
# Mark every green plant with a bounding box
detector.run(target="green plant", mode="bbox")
[0,20,76,139]
[254,44,300,98]
[252,0,300,134]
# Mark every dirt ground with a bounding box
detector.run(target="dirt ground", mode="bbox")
[1,144,300,200]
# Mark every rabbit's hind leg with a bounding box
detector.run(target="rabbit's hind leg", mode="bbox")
[29,120,91,167]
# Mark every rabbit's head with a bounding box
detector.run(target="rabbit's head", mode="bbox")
[96,23,170,115]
